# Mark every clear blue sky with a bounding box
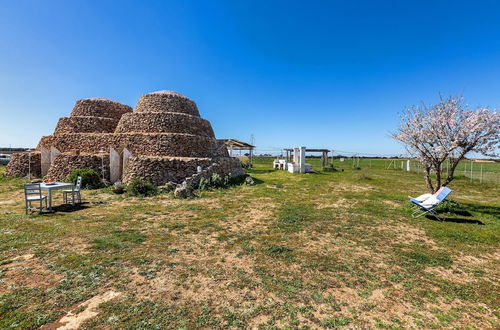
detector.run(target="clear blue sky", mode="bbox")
[1,0,500,156]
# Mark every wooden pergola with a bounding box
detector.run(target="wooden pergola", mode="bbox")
[283,148,332,167]
[219,139,255,166]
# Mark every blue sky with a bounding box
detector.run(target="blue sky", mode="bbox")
[1,0,500,156]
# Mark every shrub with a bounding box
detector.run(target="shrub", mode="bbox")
[127,178,158,197]
[198,173,248,191]
[67,168,102,189]
[158,182,177,194]
[239,157,252,169]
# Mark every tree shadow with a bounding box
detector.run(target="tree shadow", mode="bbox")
[438,209,473,217]
[436,199,500,218]
[458,202,500,218]
[425,215,485,225]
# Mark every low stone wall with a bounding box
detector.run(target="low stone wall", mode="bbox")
[70,98,132,119]
[122,156,213,186]
[134,91,200,117]
[46,153,110,181]
[38,133,228,158]
[5,152,42,178]
[115,112,215,137]
[184,157,245,188]
[54,116,120,134]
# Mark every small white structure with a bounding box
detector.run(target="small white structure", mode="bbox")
[287,147,311,173]
[273,159,288,170]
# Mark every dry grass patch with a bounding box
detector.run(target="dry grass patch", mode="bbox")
[0,254,63,294]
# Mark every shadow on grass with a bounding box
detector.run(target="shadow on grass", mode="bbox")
[253,178,265,185]
[43,202,92,214]
[459,202,500,218]
[436,199,500,218]
[426,215,485,225]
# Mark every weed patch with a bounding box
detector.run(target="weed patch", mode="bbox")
[90,229,146,250]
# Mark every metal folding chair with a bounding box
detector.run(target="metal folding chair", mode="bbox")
[409,187,452,221]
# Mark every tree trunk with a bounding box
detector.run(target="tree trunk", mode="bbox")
[443,156,465,186]
[434,163,442,193]
[443,163,457,186]
[425,166,434,193]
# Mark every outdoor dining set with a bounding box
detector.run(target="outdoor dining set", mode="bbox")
[24,176,82,214]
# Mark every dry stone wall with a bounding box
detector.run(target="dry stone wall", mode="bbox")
[46,153,110,182]
[38,133,228,158]
[134,91,200,116]
[54,116,120,134]
[70,98,132,119]
[5,152,41,178]
[122,157,213,186]
[115,112,215,137]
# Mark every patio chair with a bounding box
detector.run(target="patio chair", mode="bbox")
[24,183,47,215]
[63,176,82,205]
[409,187,452,221]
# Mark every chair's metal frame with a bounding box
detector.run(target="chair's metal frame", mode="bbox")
[410,203,443,221]
[24,183,47,215]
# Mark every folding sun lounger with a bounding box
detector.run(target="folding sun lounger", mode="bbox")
[408,187,452,221]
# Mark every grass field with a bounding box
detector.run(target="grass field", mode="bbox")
[306,157,500,184]
[0,159,499,329]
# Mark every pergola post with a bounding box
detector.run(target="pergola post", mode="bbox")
[249,147,253,168]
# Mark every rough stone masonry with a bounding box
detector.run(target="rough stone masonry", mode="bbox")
[6,91,243,186]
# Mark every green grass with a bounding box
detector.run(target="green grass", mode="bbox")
[0,161,498,329]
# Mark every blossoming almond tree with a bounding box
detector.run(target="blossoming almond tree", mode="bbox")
[393,96,500,193]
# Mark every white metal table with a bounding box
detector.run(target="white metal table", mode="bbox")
[40,182,74,211]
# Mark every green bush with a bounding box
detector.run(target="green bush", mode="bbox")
[198,173,248,191]
[239,157,252,169]
[67,168,102,189]
[127,178,158,197]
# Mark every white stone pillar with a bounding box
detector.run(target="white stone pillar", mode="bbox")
[293,147,299,164]
[406,159,411,172]
[299,147,306,173]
